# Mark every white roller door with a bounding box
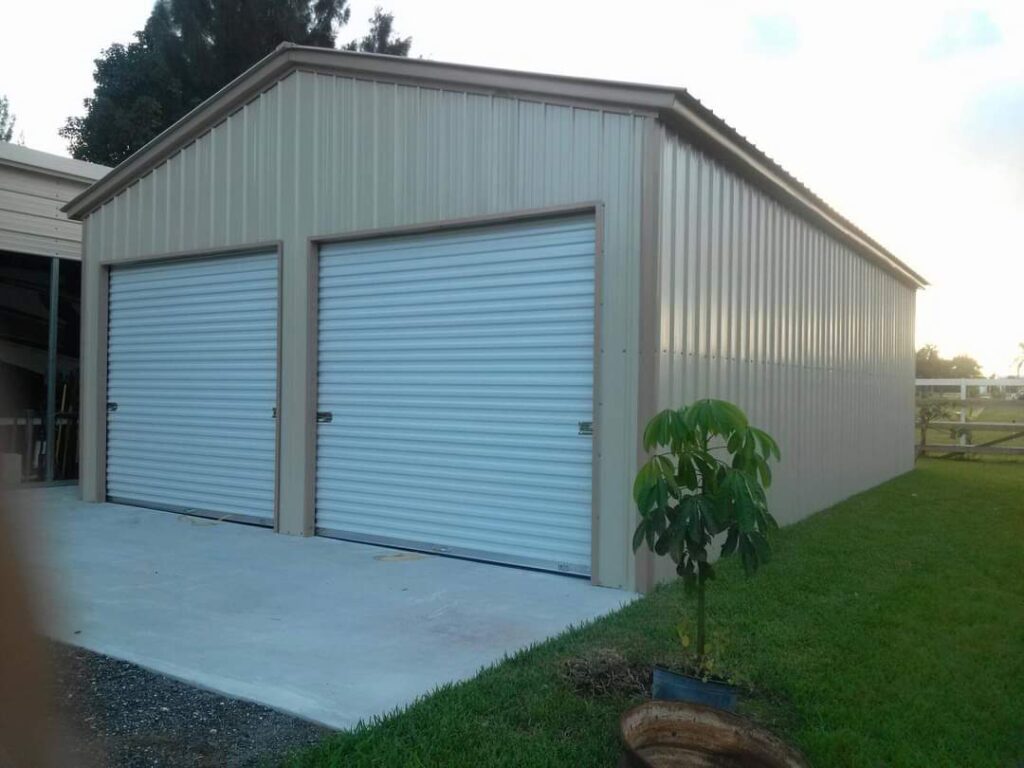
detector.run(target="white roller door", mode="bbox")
[106,251,279,522]
[315,215,595,574]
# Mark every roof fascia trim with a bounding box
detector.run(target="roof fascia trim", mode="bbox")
[662,100,927,288]
[0,157,104,185]
[60,44,926,289]
[288,46,673,111]
[63,46,674,220]
[63,49,298,219]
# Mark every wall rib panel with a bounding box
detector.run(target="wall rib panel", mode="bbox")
[652,126,916,582]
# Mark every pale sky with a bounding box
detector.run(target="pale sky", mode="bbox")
[2,1,1021,375]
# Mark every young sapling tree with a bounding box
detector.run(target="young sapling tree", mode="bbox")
[632,399,780,660]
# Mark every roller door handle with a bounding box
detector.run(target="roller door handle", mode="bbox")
[578,421,593,436]
[107,402,118,412]
[317,411,333,424]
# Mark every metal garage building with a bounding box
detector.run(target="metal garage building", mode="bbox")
[63,45,924,591]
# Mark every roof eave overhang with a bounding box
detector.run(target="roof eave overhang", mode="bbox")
[0,157,103,185]
[62,48,299,221]
[61,45,671,221]
[62,44,927,289]
[660,100,927,288]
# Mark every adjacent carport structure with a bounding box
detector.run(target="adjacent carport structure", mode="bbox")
[0,143,107,485]
[64,45,925,591]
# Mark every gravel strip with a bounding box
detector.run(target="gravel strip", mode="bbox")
[50,642,331,767]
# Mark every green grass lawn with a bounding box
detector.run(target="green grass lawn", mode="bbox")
[283,460,1024,767]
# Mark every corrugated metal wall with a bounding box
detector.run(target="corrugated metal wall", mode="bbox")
[81,70,647,588]
[651,127,916,581]
[0,164,90,259]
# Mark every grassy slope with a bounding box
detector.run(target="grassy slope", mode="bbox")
[285,460,1024,767]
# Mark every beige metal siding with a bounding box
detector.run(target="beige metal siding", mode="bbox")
[80,71,649,589]
[650,126,915,583]
[0,164,92,258]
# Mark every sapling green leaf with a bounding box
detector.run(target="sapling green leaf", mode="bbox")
[632,524,647,551]
[721,527,739,557]
[632,399,780,660]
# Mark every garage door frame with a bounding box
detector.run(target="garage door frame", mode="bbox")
[305,202,604,576]
[100,241,284,528]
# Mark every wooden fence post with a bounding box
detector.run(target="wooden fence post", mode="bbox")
[959,380,967,447]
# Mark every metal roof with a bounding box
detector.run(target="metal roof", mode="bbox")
[62,44,925,287]
[0,142,108,183]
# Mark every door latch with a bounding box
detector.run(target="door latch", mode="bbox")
[317,411,333,423]
[106,402,118,412]
[578,420,593,436]
[271,406,277,419]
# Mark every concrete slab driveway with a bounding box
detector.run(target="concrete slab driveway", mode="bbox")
[8,487,634,729]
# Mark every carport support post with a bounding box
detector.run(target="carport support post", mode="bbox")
[45,258,59,483]
[79,225,107,503]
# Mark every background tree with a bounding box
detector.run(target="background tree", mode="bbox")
[915,344,945,379]
[915,345,983,380]
[948,354,983,379]
[170,0,345,98]
[61,6,191,165]
[63,0,409,165]
[344,7,411,55]
[0,96,15,143]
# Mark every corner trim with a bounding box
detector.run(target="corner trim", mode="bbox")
[589,203,606,585]
[301,235,320,537]
[634,119,664,593]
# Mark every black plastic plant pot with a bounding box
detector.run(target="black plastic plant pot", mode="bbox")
[651,666,738,711]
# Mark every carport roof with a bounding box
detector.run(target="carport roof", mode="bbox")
[0,141,108,183]
[63,44,926,288]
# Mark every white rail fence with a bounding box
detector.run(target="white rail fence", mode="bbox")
[916,378,1024,457]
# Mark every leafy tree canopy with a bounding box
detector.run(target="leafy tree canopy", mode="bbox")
[915,345,983,379]
[344,6,411,55]
[0,95,15,143]
[63,0,410,165]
